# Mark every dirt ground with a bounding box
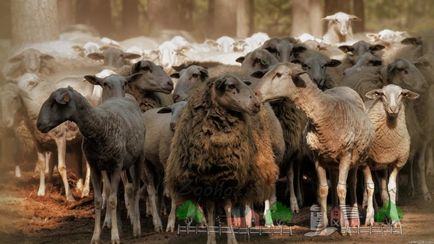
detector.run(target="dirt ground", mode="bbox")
[0,169,433,244]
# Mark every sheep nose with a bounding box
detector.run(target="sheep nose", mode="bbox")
[172,94,180,102]
[388,105,398,114]
[254,90,261,98]
[170,122,176,131]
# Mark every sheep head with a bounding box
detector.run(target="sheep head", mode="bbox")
[130,60,174,94]
[323,12,360,36]
[211,74,261,115]
[366,84,418,119]
[171,65,208,102]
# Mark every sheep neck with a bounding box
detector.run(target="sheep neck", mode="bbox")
[290,78,331,124]
[70,92,104,141]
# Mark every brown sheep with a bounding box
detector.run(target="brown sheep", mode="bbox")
[165,74,278,244]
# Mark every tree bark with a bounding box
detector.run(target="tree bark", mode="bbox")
[121,0,139,38]
[148,0,193,34]
[324,0,351,16]
[76,0,112,37]
[309,0,323,37]
[352,0,364,33]
[291,0,310,36]
[236,0,250,38]
[210,0,236,38]
[11,0,59,45]
[57,0,76,31]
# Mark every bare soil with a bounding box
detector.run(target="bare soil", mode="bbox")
[0,169,433,244]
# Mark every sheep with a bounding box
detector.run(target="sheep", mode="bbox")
[37,86,144,243]
[322,12,361,44]
[261,37,298,63]
[216,36,236,53]
[254,62,374,233]
[0,82,36,178]
[87,46,142,68]
[3,48,54,79]
[142,101,188,232]
[235,32,270,53]
[290,45,341,90]
[170,65,209,102]
[120,60,174,112]
[363,84,419,226]
[165,74,278,244]
[16,72,97,200]
[157,41,189,69]
[385,58,433,200]
[72,42,101,58]
[367,29,409,44]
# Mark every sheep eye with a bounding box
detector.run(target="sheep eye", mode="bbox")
[302,64,309,70]
[403,70,408,74]
[227,84,236,90]
[142,66,151,72]
[275,72,282,78]
[192,73,199,78]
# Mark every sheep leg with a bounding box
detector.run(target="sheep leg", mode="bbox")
[427,143,434,176]
[90,168,103,244]
[108,169,121,244]
[348,168,358,207]
[121,171,134,222]
[37,151,46,196]
[102,172,112,229]
[363,166,375,226]
[295,160,303,207]
[263,199,274,227]
[337,154,351,235]
[166,193,177,232]
[224,200,238,244]
[380,170,389,205]
[54,135,74,201]
[388,167,401,227]
[287,162,299,213]
[132,159,143,238]
[417,143,431,201]
[315,160,329,230]
[143,165,163,232]
[206,201,216,244]
[81,161,91,197]
[244,203,252,228]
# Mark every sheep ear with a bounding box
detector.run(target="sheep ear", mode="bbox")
[72,45,85,53]
[369,59,383,66]
[291,72,306,88]
[250,70,266,78]
[84,75,104,86]
[199,68,209,80]
[41,54,54,60]
[402,89,419,100]
[401,37,422,46]
[55,90,71,105]
[291,45,307,55]
[236,56,245,64]
[338,45,354,53]
[326,59,341,67]
[349,15,361,21]
[413,57,431,67]
[365,89,383,100]
[366,33,378,40]
[322,15,334,21]
[157,107,172,114]
[131,61,144,73]
[8,54,23,63]
[87,52,104,60]
[244,80,252,86]
[122,52,142,60]
[126,73,142,83]
[369,44,385,51]
[214,77,227,92]
[170,72,180,79]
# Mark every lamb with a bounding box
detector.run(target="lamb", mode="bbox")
[385,58,433,200]
[254,62,374,233]
[363,84,419,226]
[322,12,361,44]
[290,45,341,90]
[37,86,145,243]
[165,74,278,244]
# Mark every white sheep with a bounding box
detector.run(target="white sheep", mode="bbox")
[322,12,361,44]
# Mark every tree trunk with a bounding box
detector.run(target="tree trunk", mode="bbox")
[57,0,76,31]
[353,0,364,33]
[309,0,323,37]
[76,0,112,37]
[324,0,350,16]
[11,0,59,45]
[0,0,11,39]
[121,0,139,38]
[291,0,310,36]
[148,0,193,34]
[210,0,236,38]
[236,0,250,38]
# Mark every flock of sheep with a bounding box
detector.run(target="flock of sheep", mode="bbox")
[0,11,433,244]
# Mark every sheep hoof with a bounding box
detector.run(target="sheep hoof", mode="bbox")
[424,192,432,201]
[111,237,120,244]
[154,225,163,232]
[66,194,76,202]
[103,218,112,229]
[90,236,100,244]
[81,187,90,198]
[15,166,22,178]
[166,222,175,232]
[392,221,401,228]
[206,238,217,244]
[37,188,45,197]
[291,201,300,213]
[133,225,141,237]
[76,179,84,192]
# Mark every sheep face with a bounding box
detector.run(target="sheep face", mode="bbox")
[216,36,235,53]
[365,84,419,119]
[158,41,187,69]
[87,47,141,68]
[323,12,360,36]
[130,60,174,94]
[171,65,208,102]
[386,59,428,93]
[37,87,76,133]
[0,84,23,128]
[237,49,279,75]
[339,41,385,64]
[84,74,143,102]
[261,38,295,62]
[212,75,260,115]
[343,52,382,77]
[157,101,187,131]
[8,48,54,74]
[253,63,306,103]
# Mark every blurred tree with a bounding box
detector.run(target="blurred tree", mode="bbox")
[236,0,252,38]
[121,0,139,38]
[291,0,310,36]
[309,0,323,36]
[353,0,365,32]
[57,0,76,31]
[76,0,113,36]
[11,0,59,45]
[209,0,236,38]
[324,0,350,16]
[254,0,291,37]
[148,0,193,35]
[0,0,11,39]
